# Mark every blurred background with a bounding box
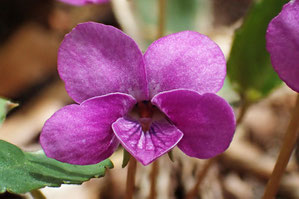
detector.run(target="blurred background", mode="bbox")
[0,0,298,198]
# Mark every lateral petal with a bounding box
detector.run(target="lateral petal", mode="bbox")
[40,93,136,165]
[152,89,236,159]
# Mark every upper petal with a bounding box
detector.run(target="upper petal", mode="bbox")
[40,93,136,165]
[59,0,109,6]
[266,0,299,92]
[152,89,236,159]
[144,31,226,98]
[112,117,183,165]
[58,22,148,103]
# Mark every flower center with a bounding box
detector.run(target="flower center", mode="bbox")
[137,101,154,131]
[127,101,168,132]
[137,101,153,118]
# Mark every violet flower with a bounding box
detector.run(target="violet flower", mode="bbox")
[58,0,109,6]
[266,0,299,92]
[40,22,236,166]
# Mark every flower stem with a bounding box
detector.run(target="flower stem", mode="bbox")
[157,0,167,39]
[147,1,167,197]
[125,157,137,199]
[185,159,214,199]
[149,160,159,199]
[262,94,299,199]
[30,190,46,199]
[236,97,250,125]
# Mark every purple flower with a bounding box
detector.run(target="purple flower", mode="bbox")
[58,0,109,6]
[40,22,236,166]
[266,0,299,92]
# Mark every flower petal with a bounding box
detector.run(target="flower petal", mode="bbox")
[266,0,299,92]
[152,89,236,159]
[59,0,109,6]
[58,22,148,103]
[40,93,136,165]
[144,31,226,98]
[112,117,183,165]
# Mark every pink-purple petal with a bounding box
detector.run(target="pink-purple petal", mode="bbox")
[112,117,183,165]
[152,89,236,159]
[144,31,226,98]
[58,22,148,103]
[40,93,136,165]
[266,0,299,92]
[58,0,109,6]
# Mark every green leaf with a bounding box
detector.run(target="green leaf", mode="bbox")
[0,140,113,194]
[227,0,288,101]
[135,0,203,44]
[0,98,18,125]
[166,0,199,32]
[138,0,199,26]
[122,149,131,168]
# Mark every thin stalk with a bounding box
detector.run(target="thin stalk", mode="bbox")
[147,1,167,199]
[262,94,299,199]
[185,159,214,199]
[157,0,167,39]
[236,97,250,125]
[149,161,159,199]
[30,190,46,199]
[125,157,137,199]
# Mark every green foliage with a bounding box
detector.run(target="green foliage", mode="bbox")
[122,149,131,168]
[135,0,202,45]
[0,98,18,125]
[136,0,199,32]
[0,140,113,194]
[166,0,199,32]
[227,0,287,101]
[167,150,174,162]
[0,99,6,125]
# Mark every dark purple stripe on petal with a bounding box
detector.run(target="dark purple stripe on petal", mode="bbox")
[112,117,183,165]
